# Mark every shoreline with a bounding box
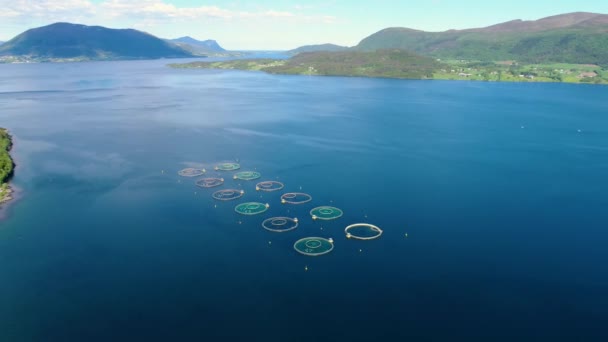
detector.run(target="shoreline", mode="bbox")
[170,64,608,86]
[0,184,21,221]
[0,128,15,212]
[0,184,14,204]
[168,58,607,86]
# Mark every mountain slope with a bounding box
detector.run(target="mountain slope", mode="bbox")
[168,36,226,55]
[287,43,349,55]
[0,22,193,60]
[169,37,225,51]
[356,12,608,65]
[269,49,442,78]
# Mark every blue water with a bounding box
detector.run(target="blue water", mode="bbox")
[1,60,607,341]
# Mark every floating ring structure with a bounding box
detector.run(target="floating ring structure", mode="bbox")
[281,192,312,205]
[235,202,269,215]
[214,162,241,171]
[294,237,334,256]
[212,189,245,201]
[256,181,284,192]
[195,177,224,188]
[344,223,383,240]
[310,206,343,220]
[178,168,206,177]
[234,171,261,181]
[262,217,299,232]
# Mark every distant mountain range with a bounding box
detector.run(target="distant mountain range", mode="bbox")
[167,36,225,55]
[356,12,608,65]
[0,23,194,61]
[286,43,349,55]
[2,12,608,66]
[171,12,608,84]
[169,36,226,52]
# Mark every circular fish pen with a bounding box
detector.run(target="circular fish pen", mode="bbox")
[256,181,284,192]
[178,168,206,177]
[294,237,334,256]
[235,202,269,215]
[233,171,261,181]
[310,206,343,220]
[212,189,245,201]
[280,192,312,205]
[262,217,299,232]
[214,162,240,171]
[195,177,224,188]
[344,223,383,240]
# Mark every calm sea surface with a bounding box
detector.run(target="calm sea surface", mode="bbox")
[1,59,607,341]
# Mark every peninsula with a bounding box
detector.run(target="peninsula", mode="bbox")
[169,12,608,84]
[0,128,14,205]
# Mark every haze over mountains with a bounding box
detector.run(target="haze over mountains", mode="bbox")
[286,43,349,55]
[167,36,226,56]
[1,12,607,65]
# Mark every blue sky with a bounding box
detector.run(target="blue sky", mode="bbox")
[1,0,607,49]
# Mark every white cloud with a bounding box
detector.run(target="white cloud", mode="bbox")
[263,10,296,18]
[2,0,96,19]
[0,0,312,23]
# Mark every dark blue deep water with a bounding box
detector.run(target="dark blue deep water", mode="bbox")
[1,60,607,341]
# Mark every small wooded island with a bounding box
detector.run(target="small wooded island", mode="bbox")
[0,128,15,205]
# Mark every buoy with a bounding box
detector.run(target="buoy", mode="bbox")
[304,266,308,272]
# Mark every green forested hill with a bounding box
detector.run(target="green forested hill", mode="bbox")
[286,44,350,55]
[267,49,442,78]
[0,129,14,185]
[0,22,193,60]
[356,12,608,66]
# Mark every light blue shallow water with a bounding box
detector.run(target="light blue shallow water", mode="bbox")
[1,60,607,341]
